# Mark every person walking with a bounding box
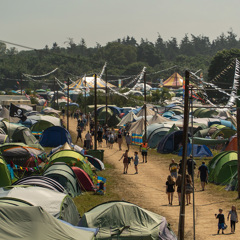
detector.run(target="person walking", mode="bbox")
[76,126,82,143]
[140,141,148,163]
[97,126,103,148]
[185,174,193,205]
[85,131,92,150]
[125,132,132,151]
[117,130,123,150]
[186,155,196,180]
[227,205,238,233]
[134,152,139,174]
[197,161,208,191]
[108,132,115,149]
[119,150,129,174]
[166,175,175,205]
[176,174,182,206]
[169,159,178,179]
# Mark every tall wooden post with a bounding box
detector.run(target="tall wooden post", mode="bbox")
[53,78,56,108]
[94,74,97,150]
[20,76,23,95]
[178,70,190,240]
[144,71,147,141]
[84,75,87,115]
[67,78,70,131]
[237,90,240,199]
[105,67,108,126]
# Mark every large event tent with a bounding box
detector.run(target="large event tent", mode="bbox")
[162,72,184,88]
[79,201,177,240]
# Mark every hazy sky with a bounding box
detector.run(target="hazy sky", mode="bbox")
[1,0,240,50]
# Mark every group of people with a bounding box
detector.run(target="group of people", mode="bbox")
[119,150,139,174]
[166,157,209,206]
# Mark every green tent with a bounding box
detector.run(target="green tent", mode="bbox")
[208,151,237,183]
[0,158,11,187]
[98,108,113,121]
[43,162,81,198]
[0,206,94,240]
[79,201,177,240]
[47,150,93,180]
[215,160,237,185]
[0,197,33,207]
[192,137,228,146]
[211,127,236,139]
[30,120,54,133]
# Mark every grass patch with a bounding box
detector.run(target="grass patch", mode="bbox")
[73,162,121,216]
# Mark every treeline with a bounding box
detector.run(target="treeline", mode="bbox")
[0,30,240,90]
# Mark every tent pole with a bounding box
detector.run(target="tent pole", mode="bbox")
[105,67,108,126]
[144,71,147,142]
[178,70,190,240]
[94,74,97,150]
[190,86,196,240]
[84,75,87,116]
[237,89,240,199]
[67,78,69,131]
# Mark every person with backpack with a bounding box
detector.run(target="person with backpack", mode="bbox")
[186,155,196,180]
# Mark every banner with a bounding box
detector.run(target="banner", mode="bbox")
[9,103,27,122]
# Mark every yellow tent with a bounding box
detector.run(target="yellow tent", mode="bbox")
[162,72,184,88]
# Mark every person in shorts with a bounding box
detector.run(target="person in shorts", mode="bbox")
[215,209,225,234]
[197,161,208,191]
[169,159,178,179]
[140,141,148,163]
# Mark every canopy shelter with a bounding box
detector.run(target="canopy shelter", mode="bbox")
[43,162,81,198]
[0,206,94,240]
[47,150,93,180]
[162,72,184,88]
[65,76,116,90]
[0,186,80,225]
[79,201,177,240]
[72,167,94,191]
[13,176,66,193]
[40,126,72,147]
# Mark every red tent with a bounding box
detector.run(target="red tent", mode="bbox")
[71,167,94,191]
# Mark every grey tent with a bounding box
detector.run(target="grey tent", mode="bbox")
[0,206,94,240]
[0,185,80,225]
[43,162,81,197]
[79,201,177,240]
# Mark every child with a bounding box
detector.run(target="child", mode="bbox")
[166,175,175,205]
[134,152,139,174]
[227,205,238,233]
[215,209,225,234]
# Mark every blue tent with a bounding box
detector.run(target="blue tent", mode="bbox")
[40,126,72,147]
[178,143,213,157]
[157,131,190,154]
[162,111,175,118]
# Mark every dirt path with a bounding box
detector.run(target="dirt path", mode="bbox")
[66,117,238,239]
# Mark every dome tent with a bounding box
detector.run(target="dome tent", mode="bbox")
[79,201,177,240]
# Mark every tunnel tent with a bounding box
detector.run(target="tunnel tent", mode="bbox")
[211,127,236,139]
[0,197,33,207]
[157,130,191,154]
[0,185,80,225]
[30,120,55,133]
[193,108,206,117]
[79,201,177,240]
[43,162,81,198]
[197,108,218,118]
[0,206,94,240]
[47,150,93,180]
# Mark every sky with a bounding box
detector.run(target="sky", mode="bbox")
[1,0,240,51]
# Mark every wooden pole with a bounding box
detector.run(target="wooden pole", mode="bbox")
[20,76,23,95]
[144,71,147,141]
[237,90,240,199]
[84,75,87,115]
[178,70,190,240]
[67,77,69,131]
[53,78,56,108]
[94,74,97,150]
[105,67,108,126]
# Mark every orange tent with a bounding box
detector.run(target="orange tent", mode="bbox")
[225,136,237,151]
[162,72,184,88]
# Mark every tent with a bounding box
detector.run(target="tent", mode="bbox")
[79,201,177,240]
[225,135,237,151]
[192,137,228,146]
[47,150,93,180]
[136,106,155,117]
[72,167,94,191]
[97,106,121,116]
[208,151,237,183]
[0,206,94,240]
[30,120,55,138]
[43,162,81,197]
[162,72,184,88]
[13,176,66,193]
[117,111,137,127]
[27,115,62,126]
[107,114,121,128]
[0,107,19,123]
[85,155,105,171]
[0,133,9,144]
[157,131,190,154]
[147,113,171,125]
[0,158,11,187]
[40,126,72,147]
[211,127,236,139]
[0,186,80,225]
[178,143,213,157]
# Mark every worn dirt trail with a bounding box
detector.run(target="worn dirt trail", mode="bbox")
[66,116,238,239]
